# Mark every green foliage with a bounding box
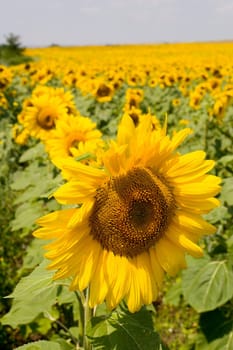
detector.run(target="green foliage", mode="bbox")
[204,332,233,350]
[0,32,32,65]
[1,260,61,327]
[86,305,162,350]
[1,259,164,350]
[199,306,233,343]
[14,340,63,350]
[9,143,62,235]
[182,256,233,312]
[1,258,80,348]
[4,33,25,54]
[0,120,61,347]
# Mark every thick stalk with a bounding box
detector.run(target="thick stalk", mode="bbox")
[203,117,208,153]
[83,287,93,350]
[75,291,85,348]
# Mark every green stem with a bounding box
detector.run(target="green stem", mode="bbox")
[83,287,93,350]
[75,289,93,350]
[44,311,78,346]
[203,117,208,153]
[75,291,85,348]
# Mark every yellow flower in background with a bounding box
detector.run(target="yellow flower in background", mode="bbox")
[44,114,104,166]
[20,94,68,140]
[31,86,77,114]
[212,96,228,120]
[127,69,146,86]
[123,106,160,130]
[124,88,144,110]
[148,77,157,88]
[189,90,203,110]
[34,114,221,313]
[179,119,190,126]
[123,106,143,126]
[172,98,181,107]
[91,78,115,102]
[15,129,30,145]
[18,86,77,140]
[12,123,30,145]
[0,92,8,111]
[0,65,12,90]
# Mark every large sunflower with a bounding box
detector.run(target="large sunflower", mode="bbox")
[34,115,221,313]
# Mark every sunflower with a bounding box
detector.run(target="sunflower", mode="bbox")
[21,95,68,140]
[123,106,143,127]
[44,114,104,166]
[172,98,181,107]
[125,88,144,110]
[34,114,221,313]
[93,80,115,103]
[0,65,12,90]
[20,86,76,140]
[189,90,203,110]
[0,92,8,111]
[123,106,160,131]
[12,124,30,145]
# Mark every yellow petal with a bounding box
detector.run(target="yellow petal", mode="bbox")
[149,247,164,288]
[89,250,109,307]
[54,181,96,204]
[105,252,131,309]
[165,227,203,258]
[67,200,94,228]
[173,211,217,235]
[170,128,193,151]
[174,174,221,198]
[70,238,101,291]
[155,238,187,276]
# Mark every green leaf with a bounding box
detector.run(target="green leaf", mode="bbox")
[21,238,50,270]
[218,155,233,165]
[6,260,54,299]
[182,257,233,312]
[50,334,74,350]
[10,171,31,190]
[204,205,229,224]
[19,143,45,163]
[221,177,233,206]
[13,185,49,204]
[10,201,44,232]
[14,340,62,350]
[1,260,58,327]
[164,278,182,306]
[199,308,233,343]
[49,335,75,350]
[207,332,233,350]
[86,305,162,350]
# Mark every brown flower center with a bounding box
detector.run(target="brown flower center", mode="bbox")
[36,108,56,130]
[89,167,175,257]
[96,84,111,98]
[129,112,140,126]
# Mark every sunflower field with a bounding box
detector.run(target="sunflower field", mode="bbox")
[0,42,233,350]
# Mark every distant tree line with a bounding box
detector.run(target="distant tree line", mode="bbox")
[0,33,32,66]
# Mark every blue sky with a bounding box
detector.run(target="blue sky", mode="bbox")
[1,0,233,47]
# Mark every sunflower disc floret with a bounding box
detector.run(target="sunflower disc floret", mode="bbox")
[90,167,175,257]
